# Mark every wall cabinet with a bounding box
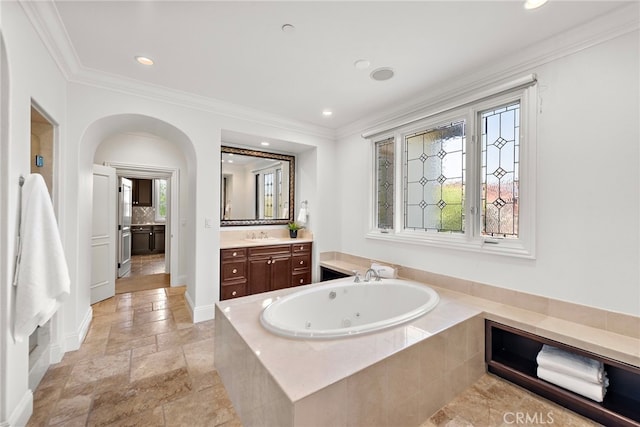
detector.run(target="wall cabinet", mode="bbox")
[131,225,165,255]
[132,178,153,206]
[220,242,312,300]
[486,320,640,427]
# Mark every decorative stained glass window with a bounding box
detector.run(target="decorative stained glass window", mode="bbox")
[481,102,520,238]
[264,172,274,219]
[404,121,465,233]
[375,138,394,229]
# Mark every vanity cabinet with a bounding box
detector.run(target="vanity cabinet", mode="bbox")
[220,242,313,300]
[220,248,248,299]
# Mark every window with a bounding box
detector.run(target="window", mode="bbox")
[154,179,167,222]
[369,78,536,257]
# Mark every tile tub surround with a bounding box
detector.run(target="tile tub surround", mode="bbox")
[214,283,485,427]
[320,252,640,368]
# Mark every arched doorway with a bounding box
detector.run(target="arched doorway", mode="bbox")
[80,114,196,302]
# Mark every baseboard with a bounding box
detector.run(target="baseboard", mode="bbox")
[172,274,187,287]
[64,306,93,352]
[4,389,33,427]
[183,291,215,323]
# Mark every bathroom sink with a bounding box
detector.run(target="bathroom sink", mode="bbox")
[244,237,279,242]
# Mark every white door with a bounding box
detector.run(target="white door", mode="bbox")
[118,177,132,277]
[91,164,116,304]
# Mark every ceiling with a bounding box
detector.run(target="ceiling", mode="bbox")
[51,1,628,131]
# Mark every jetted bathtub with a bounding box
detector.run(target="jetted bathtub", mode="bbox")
[260,277,440,339]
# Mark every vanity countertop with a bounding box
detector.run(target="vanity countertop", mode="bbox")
[221,237,313,249]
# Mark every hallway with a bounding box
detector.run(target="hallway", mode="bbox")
[27,287,241,426]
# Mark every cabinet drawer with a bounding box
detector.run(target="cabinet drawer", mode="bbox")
[292,254,311,271]
[222,261,247,281]
[292,270,311,287]
[248,244,291,257]
[221,248,247,260]
[221,282,247,300]
[291,242,312,254]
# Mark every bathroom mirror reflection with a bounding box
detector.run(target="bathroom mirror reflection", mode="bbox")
[221,146,295,226]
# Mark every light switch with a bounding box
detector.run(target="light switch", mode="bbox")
[204,218,214,228]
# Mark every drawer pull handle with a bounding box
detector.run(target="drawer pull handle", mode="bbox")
[267,260,271,264]
[232,291,237,296]
[232,268,237,274]
[300,246,304,250]
[299,261,304,265]
[300,279,304,284]
[232,252,237,257]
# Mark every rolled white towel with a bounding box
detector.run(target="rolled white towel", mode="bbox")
[371,263,397,279]
[536,344,605,384]
[537,366,608,402]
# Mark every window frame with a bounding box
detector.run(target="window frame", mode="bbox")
[154,179,168,223]
[367,82,537,258]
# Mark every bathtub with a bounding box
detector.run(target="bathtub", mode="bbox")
[260,277,440,339]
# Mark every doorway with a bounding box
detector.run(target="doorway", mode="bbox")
[106,164,176,294]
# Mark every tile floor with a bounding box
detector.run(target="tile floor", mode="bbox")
[124,254,166,278]
[28,285,599,427]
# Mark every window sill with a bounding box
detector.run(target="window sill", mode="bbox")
[365,230,535,259]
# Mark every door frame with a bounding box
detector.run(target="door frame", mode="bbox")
[103,162,180,285]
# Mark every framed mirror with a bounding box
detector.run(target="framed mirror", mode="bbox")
[221,146,295,226]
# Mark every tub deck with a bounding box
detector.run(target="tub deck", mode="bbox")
[214,279,485,426]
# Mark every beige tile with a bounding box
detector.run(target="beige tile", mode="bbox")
[65,351,131,388]
[163,386,236,427]
[547,299,607,330]
[293,379,347,427]
[183,338,215,375]
[130,347,187,382]
[606,311,640,339]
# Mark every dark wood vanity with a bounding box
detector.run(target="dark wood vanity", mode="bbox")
[220,242,312,300]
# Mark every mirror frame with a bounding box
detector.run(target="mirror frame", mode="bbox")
[221,146,295,226]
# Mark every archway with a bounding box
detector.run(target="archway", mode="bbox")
[79,114,197,300]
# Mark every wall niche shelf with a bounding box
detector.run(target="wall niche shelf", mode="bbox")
[486,320,640,427]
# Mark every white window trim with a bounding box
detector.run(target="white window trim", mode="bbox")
[154,179,167,223]
[367,77,537,259]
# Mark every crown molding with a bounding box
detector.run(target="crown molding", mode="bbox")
[20,0,337,141]
[337,2,640,140]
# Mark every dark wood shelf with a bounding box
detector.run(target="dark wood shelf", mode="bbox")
[486,320,640,427]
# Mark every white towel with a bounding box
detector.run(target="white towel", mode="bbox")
[537,366,608,402]
[371,263,397,279]
[13,174,70,342]
[536,344,605,384]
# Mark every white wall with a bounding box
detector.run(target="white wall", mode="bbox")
[336,31,640,317]
[94,132,190,283]
[0,2,69,425]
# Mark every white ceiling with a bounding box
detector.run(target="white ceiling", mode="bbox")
[51,1,628,131]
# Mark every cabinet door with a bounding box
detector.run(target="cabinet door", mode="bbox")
[131,231,151,255]
[136,179,153,207]
[248,257,271,295]
[270,255,292,291]
[153,227,165,253]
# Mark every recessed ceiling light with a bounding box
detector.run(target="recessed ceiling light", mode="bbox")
[354,59,371,70]
[281,24,296,33]
[322,110,333,117]
[370,67,394,81]
[524,0,548,10]
[261,141,270,146]
[135,56,154,66]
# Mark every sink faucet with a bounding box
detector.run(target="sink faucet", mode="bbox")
[364,268,381,282]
